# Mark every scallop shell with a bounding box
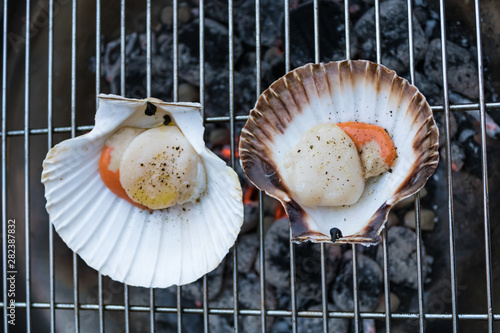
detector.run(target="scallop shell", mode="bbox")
[42,94,243,288]
[239,60,439,245]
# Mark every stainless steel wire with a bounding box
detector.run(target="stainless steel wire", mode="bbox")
[373,1,392,332]
[1,0,7,330]
[474,0,493,332]
[95,1,105,332]
[23,0,31,331]
[405,1,425,332]
[119,1,130,332]
[438,1,459,332]
[255,0,266,331]
[312,2,329,332]
[227,2,240,332]
[199,1,209,332]
[48,0,55,331]
[283,2,298,332]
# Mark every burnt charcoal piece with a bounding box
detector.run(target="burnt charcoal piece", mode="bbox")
[209,274,276,333]
[331,251,383,312]
[424,39,479,99]
[177,18,243,86]
[239,273,277,332]
[287,1,353,67]
[234,0,283,47]
[176,259,225,304]
[297,303,349,333]
[376,226,429,289]
[209,287,235,332]
[204,70,255,117]
[103,32,174,101]
[237,232,260,273]
[255,218,342,306]
[413,71,442,105]
[354,0,428,75]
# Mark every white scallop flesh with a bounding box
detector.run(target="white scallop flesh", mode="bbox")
[283,123,365,207]
[104,127,146,172]
[119,126,207,210]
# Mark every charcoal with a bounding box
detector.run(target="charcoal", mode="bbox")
[204,70,256,117]
[234,0,283,47]
[424,39,479,99]
[261,46,286,88]
[287,1,352,68]
[254,218,342,308]
[404,208,437,231]
[376,226,429,289]
[440,142,466,172]
[238,273,276,332]
[331,251,383,312]
[241,204,259,234]
[177,259,225,304]
[237,232,260,273]
[433,111,458,148]
[297,303,349,333]
[103,32,174,100]
[209,287,235,332]
[177,18,244,86]
[414,71,442,105]
[354,0,428,75]
[208,273,276,333]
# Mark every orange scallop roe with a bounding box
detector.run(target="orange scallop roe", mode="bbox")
[99,145,148,209]
[337,121,397,167]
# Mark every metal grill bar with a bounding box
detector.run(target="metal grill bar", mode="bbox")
[94,1,105,332]
[344,2,361,332]
[282,1,298,333]
[6,299,500,320]
[474,0,494,332]
[3,100,500,134]
[1,0,7,331]
[198,1,209,332]
[311,2,329,333]
[254,0,267,332]
[373,1,393,332]
[405,1,426,332]
[47,1,55,332]
[438,1,459,332]
[118,1,130,332]
[24,1,32,332]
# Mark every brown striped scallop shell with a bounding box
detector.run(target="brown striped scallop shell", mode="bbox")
[239,60,439,245]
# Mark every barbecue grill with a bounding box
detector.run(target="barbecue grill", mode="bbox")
[1,0,499,332]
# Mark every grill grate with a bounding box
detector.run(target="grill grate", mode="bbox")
[1,0,499,332]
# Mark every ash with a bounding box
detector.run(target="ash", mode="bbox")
[92,0,500,332]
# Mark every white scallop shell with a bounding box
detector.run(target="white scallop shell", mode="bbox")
[42,94,243,288]
[240,60,439,245]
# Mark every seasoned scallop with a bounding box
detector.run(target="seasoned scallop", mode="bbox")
[239,60,439,245]
[42,94,243,288]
